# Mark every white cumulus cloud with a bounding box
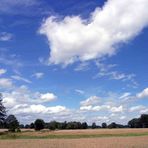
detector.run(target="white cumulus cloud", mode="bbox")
[40,93,57,102]
[39,0,148,66]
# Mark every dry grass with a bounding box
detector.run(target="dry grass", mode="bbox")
[0,129,148,147]
[19,128,148,136]
[0,136,148,148]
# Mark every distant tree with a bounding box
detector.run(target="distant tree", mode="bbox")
[102,122,107,128]
[34,119,44,131]
[49,121,57,130]
[19,124,25,129]
[57,121,67,130]
[25,124,30,129]
[81,122,88,129]
[0,93,6,128]
[5,115,19,132]
[30,122,35,129]
[140,114,148,128]
[108,122,117,128]
[92,122,97,129]
[128,118,142,128]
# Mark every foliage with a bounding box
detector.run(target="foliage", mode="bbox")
[102,122,107,128]
[81,122,88,129]
[30,123,35,129]
[92,122,97,129]
[5,115,19,132]
[34,119,45,131]
[128,114,148,128]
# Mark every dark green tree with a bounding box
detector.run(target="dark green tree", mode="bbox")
[30,122,35,129]
[5,115,19,132]
[108,122,117,128]
[49,121,57,130]
[92,122,97,129]
[81,122,88,129]
[102,122,107,128]
[34,119,44,131]
[140,114,148,128]
[128,118,142,128]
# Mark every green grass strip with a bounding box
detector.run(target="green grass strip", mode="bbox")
[1,132,148,140]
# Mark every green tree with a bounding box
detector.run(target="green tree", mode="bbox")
[30,122,35,129]
[92,122,97,129]
[5,115,19,132]
[128,118,142,128]
[34,119,44,131]
[108,122,117,128]
[81,122,88,129]
[140,114,148,128]
[102,122,107,128]
[49,121,57,130]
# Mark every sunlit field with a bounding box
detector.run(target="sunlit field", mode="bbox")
[0,129,148,148]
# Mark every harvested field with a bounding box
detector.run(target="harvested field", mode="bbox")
[0,136,148,148]
[0,129,148,147]
[19,128,148,136]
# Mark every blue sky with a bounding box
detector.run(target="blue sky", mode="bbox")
[0,0,148,125]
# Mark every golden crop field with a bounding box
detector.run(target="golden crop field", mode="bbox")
[0,128,148,148]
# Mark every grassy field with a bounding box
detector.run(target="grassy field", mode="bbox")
[0,128,148,147]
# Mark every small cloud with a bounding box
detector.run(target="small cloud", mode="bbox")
[0,32,13,41]
[80,96,100,106]
[110,106,123,113]
[40,92,57,102]
[75,89,85,95]
[32,72,44,79]
[74,62,89,71]
[0,68,7,76]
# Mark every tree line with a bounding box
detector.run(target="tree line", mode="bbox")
[0,93,148,132]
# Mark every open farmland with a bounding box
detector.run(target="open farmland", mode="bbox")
[0,129,148,148]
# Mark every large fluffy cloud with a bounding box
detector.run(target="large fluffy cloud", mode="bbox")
[39,0,148,65]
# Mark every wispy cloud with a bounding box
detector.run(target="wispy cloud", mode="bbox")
[75,89,85,95]
[74,62,90,71]
[0,78,13,88]
[0,50,23,68]
[0,32,13,41]
[11,75,32,84]
[0,0,46,16]
[94,61,138,87]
